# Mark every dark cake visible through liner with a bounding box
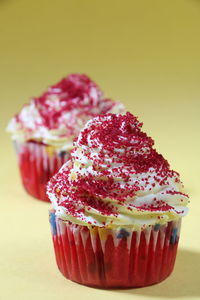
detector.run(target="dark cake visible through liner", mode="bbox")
[49,210,181,288]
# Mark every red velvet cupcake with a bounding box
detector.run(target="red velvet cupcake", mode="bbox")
[7,74,124,201]
[47,112,189,288]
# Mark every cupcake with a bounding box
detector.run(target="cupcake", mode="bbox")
[47,112,189,288]
[7,74,124,201]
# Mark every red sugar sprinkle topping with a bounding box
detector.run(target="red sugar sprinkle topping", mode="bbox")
[15,74,121,135]
[48,112,188,221]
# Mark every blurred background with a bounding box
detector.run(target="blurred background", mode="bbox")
[0,1,200,299]
[1,0,200,179]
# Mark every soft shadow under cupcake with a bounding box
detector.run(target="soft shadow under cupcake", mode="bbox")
[115,248,200,298]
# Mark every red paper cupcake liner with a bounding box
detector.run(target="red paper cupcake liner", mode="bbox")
[14,141,70,202]
[49,210,181,288]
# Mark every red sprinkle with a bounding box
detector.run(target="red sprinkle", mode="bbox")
[15,74,121,136]
[47,112,188,221]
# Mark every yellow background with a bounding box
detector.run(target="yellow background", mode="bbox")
[0,0,200,299]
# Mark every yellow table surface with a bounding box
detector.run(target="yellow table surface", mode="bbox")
[0,0,200,299]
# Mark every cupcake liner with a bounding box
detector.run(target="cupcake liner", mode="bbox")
[49,210,181,288]
[14,141,70,201]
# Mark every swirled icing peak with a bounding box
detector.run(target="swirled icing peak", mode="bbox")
[47,113,189,228]
[7,74,124,150]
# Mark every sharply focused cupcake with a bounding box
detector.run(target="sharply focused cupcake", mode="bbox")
[7,74,124,201]
[47,112,189,288]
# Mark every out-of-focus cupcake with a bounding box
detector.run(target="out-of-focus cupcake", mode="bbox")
[7,74,124,201]
[47,112,189,288]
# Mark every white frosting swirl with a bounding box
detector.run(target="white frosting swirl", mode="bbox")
[47,113,189,229]
[7,74,125,152]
